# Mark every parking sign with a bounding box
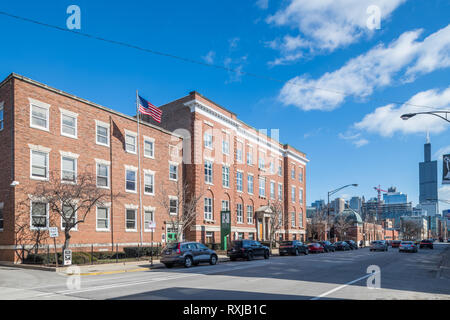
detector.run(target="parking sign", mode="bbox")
[64,249,72,266]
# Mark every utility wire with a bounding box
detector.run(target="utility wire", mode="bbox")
[0,10,445,112]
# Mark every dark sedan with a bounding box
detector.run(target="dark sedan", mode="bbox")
[334,241,351,251]
[319,241,336,252]
[227,240,270,261]
[346,240,358,250]
[419,239,434,249]
[279,240,308,256]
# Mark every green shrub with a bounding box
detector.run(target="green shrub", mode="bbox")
[123,246,161,257]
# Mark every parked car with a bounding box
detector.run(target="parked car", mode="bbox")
[346,240,358,250]
[419,239,434,249]
[319,241,336,253]
[279,240,308,256]
[399,241,418,253]
[333,241,351,251]
[370,240,388,252]
[308,242,325,253]
[227,240,270,261]
[160,242,218,268]
[391,240,402,248]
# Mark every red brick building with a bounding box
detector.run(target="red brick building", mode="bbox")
[0,73,183,262]
[144,91,309,243]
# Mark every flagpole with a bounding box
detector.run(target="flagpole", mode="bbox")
[136,90,144,247]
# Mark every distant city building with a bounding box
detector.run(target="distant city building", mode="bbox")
[419,136,439,216]
[383,186,407,204]
[400,216,428,240]
[443,209,450,233]
[332,198,345,214]
[306,206,317,218]
[311,200,325,211]
[349,196,362,213]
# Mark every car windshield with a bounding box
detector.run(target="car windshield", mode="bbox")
[371,241,381,244]
[231,241,243,248]
[280,241,293,246]
[401,241,413,244]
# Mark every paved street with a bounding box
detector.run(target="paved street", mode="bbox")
[1,243,449,300]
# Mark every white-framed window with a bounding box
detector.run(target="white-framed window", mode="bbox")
[291,167,295,179]
[222,138,229,155]
[95,120,110,147]
[270,161,275,174]
[270,181,275,199]
[0,102,4,131]
[222,165,230,188]
[236,148,243,163]
[0,203,3,231]
[96,161,110,188]
[205,160,213,184]
[144,171,155,195]
[299,167,303,182]
[126,209,137,231]
[125,131,137,154]
[247,205,253,224]
[96,206,110,231]
[60,108,78,139]
[236,171,243,192]
[169,197,178,215]
[169,162,178,181]
[236,203,243,223]
[125,168,137,193]
[30,149,49,180]
[61,156,77,183]
[278,161,282,176]
[222,200,230,212]
[144,137,155,158]
[258,154,265,170]
[278,183,283,200]
[204,131,213,149]
[259,176,266,197]
[299,188,303,203]
[30,99,50,131]
[144,208,155,232]
[292,186,296,203]
[204,197,213,220]
[247,174,254,194]
[61,204,77,230]
[247,146,253,165]
[291,212,296,227]
[299,212,303,228]
[30,202,48,230]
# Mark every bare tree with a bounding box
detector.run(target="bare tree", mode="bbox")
[268,200,284,250]
[401,220,422,240]
[23,171,117,254]
[157,179,204,242]
[308,209,329,241]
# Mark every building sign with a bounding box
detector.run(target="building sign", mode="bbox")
[64,249,72,266]
[443,154,450,184]
[49,227,59,238]
[220,211,231,250]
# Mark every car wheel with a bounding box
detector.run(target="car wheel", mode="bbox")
[247,251,254,261]
[264,251,270,259]
[184,256,193,268]
[279,252,285,256]
[295,249,299,256]
[164,263,174,268]
[304,250,308,255]
[210,254,218,265]
[230,257,237,261]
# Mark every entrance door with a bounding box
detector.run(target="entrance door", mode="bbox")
[258,219,263,240]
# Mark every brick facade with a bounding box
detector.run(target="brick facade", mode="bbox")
[143,91,309,244]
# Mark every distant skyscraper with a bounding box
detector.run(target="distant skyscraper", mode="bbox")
[349,196,362,213]
[383,186,407,204]
[332,198,345,214]
[419,136,439,216]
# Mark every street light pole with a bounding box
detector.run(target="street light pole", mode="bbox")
[326,184,358,240]
[401,111,450,123]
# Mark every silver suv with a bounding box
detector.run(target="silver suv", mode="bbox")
[160,242,218,268]
[370,240,388,252]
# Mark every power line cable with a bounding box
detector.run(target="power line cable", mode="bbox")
[0,10,446,112]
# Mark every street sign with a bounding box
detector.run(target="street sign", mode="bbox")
[148,221,156,230]
[64,249,72,266]
[49,227,59,238]
[443,154,450,184]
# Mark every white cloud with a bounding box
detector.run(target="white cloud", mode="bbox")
[278,25,450,111]
[435,145,450,160]
[224,55,248,83]
[267,0,406,52]
[354,87,450,137]
[256,0,269,10]
[353,138,369,148]
[229,37,240,50]
[202,51,215,64]
[266,35,310,65]
[338,131,369,148]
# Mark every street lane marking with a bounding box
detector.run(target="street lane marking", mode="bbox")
[311,273,375,300]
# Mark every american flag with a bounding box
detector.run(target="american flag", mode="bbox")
[138,95,162,123]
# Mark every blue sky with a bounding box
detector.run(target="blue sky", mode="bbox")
[1,0,449,210]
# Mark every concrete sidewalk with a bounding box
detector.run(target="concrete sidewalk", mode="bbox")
[1,255,231,276]
[437,244,450,280]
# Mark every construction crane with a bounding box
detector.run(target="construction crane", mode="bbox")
[373,185,388,220]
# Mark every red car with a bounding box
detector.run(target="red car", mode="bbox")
[308,243,325,253]
[391,240,402,248]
